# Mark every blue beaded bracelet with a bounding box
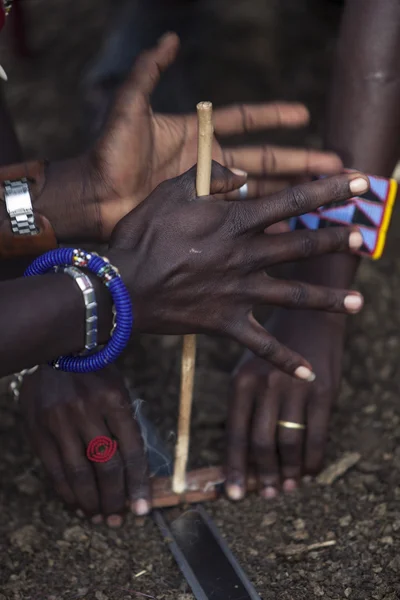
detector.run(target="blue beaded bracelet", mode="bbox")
[24,248,133,373]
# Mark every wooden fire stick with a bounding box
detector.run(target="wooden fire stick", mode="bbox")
[172,102,214,495]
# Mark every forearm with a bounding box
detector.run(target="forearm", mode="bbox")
[294,0,400,289]
[0,272,112,376]
[0,88,22,165]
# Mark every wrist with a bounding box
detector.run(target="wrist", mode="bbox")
[87,146,143,240]
[34,154,106,242]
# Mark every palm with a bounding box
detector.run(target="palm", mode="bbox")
[95,33,343,235]
[149,113,222,189]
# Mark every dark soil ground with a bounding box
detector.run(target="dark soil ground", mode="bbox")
[1,1,400,599]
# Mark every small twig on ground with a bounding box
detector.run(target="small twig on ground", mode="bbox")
[307,540,337,551]
[134,571,147,579]
[317,452,361,485]
[278,539,337,557]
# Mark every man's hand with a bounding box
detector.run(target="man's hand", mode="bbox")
[90,33,343,238]
[109,162,367,378]
[20,366,149,526]
[225,309,345,500]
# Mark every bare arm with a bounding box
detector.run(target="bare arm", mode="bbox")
[0,88,22,165]
[292,0,400,289]
[0,273,112,376]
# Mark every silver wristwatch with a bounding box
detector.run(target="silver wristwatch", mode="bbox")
[4,178,38,235]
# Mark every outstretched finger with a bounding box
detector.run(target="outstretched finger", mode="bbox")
[237,172,369,233]
[304,397,332,476]
[225,371,257,500]
[213,102,310,136]
[106,406,151,517]
[252,387,281,499]
[208,161,247,196]
[231,314,315,382]
[278,390,307,492]
[33,430,76,507]
[222,145,343,177]
[251,277,364,314]
[248,227,363,268]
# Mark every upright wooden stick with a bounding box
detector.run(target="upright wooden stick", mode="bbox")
[172,101,214,495]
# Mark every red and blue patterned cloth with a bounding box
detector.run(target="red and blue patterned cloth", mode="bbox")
[289,175,398,259]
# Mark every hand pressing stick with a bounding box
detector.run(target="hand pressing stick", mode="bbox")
[172,102,214,495]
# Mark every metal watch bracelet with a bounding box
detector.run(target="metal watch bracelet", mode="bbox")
[4,178,38,235]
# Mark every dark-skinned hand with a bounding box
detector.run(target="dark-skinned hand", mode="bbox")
[20,365,149,527]
[89,32,344,239]
[109,162,367,378]
[226,309,345,500]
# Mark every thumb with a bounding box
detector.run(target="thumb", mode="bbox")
[113,33,180,114]
[169,161,247,201]
[209,161,247,197]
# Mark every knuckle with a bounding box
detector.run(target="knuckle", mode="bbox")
[105,389,125,408]
[263,145,277,174]
[97,456,122,478]
[235,370,256,392]
[308,430,327,451]
[66,464,94,489]
[211,159,225,178]
[241,104,254,131]
[222,149,235,168]
[124,450,147,472]
[257,337,279,360]
[252,435,274,456]
[286,186,309,213]
[48,467,68,484]
[226,202,248,237]
[325,177,344,203]
[316,382,334,398]
[320,288,341,311]
[299,232,318,257]
[305,450,325,475]
[289,284,309,307]
[279,431,301,456]
[227,432,248,451]
[327,227,346,249]
[268,369,287,389]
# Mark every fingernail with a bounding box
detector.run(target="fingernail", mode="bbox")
[91,514,103,525]
[106,514,123,528]
[349,177,369,195]
[283,479,297,493]
[344,294,363,313]
[76,509,84,518]
[226,484,245,501]
[294,366,316,382]
[261,486,278,500]
[131,499,151,516]
[231,168,247,177]
[349,231,363,249]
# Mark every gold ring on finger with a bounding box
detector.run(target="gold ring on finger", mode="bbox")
[277,420,306,430]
